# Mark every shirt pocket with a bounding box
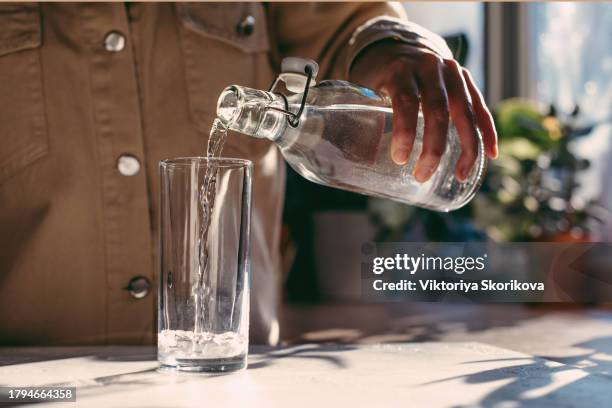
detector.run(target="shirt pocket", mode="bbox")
[176,2,272,136]
[0,3,48,185]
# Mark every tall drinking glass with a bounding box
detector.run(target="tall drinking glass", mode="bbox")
[158,157,252,372]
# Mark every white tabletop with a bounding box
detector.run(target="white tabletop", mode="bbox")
[1,342,611,407]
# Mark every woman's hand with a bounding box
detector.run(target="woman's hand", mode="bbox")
[350,40,498,182]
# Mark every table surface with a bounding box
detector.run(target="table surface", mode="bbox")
[2,340,612,408]
[2,305,612,407]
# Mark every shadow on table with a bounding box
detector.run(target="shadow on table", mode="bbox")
[0,344,354,405]
[539,335,612,378]
[284,304,559,344]
[0,367,167,406]
[72,344,356,393]
[0,346,156,367]
[377,304,566,343]
[92,347,157,362]
[420,335,612,408]
[0,348,165,402]
[249,343,356,370]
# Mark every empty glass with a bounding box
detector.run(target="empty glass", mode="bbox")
[158,157,252,372]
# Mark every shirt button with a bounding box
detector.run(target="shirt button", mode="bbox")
[236,15,255,37]
[126,276,151,299]
[117,155,140,176]
[104,31,126,52]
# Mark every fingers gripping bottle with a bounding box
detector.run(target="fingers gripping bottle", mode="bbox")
[217,57,486,211]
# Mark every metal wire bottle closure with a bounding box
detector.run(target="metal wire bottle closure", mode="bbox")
[266,65,314,128]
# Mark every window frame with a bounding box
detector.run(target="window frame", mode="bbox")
[484,2,533,105]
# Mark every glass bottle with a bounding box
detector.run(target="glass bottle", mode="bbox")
[216,80,485,211]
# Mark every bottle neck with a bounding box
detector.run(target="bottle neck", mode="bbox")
[217,85,287,141]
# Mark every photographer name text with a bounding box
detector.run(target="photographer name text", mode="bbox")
[371,253,545,292]
[373,279,545,292]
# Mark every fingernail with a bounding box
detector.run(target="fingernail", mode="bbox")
[392,147,410,164]
[457,167,469,182]
[490,145,499,159]
[414,164,435,182]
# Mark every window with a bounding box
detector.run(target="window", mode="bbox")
[403,2,485,87]
[529,3,611,122]
[529,3,612,208]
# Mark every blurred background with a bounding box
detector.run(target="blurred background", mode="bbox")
[280,2,612,335]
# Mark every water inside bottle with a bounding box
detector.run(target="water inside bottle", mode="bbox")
[279,103,482,211]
